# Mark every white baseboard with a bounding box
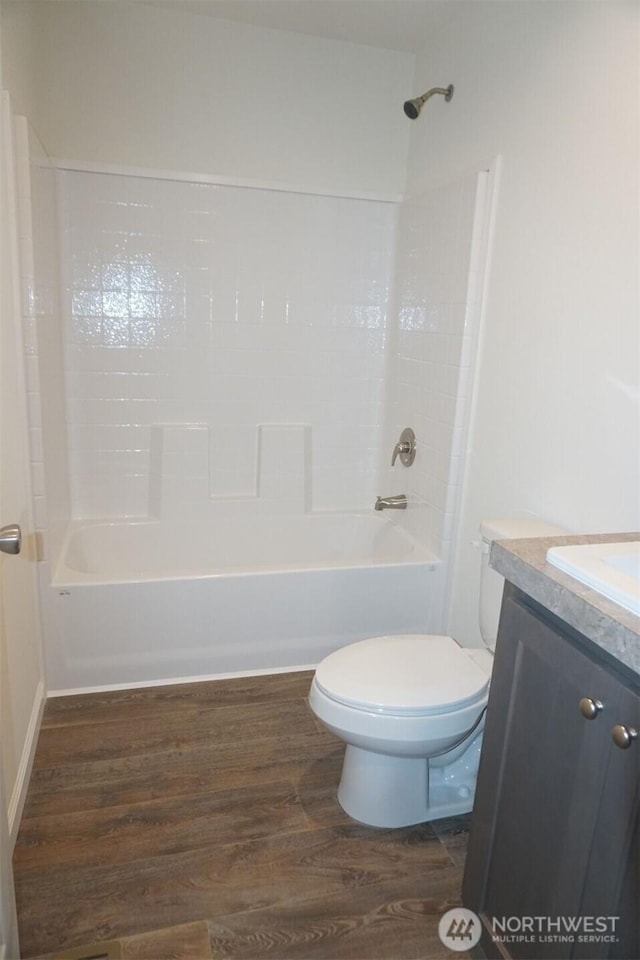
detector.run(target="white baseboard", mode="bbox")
[47,662,318,698]
[7,679,46,847]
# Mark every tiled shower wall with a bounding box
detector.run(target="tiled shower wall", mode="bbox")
[17,121,69,566]
[382,171,486,560]
[60,172,396,519]
[24,159,489,567]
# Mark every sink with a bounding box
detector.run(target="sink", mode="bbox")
[546,541,640,615]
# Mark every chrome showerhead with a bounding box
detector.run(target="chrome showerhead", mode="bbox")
[403,98,422,120]
[403,84,454,119]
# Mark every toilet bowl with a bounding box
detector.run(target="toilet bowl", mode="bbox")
[309,633,491,827]
[308,516,567,828]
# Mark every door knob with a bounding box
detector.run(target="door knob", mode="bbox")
[0,524,21,555]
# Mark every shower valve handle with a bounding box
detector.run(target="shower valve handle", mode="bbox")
[391,428,416,467]
[391,441,411,465]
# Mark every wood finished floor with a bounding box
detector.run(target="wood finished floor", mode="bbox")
[13,671,470,960]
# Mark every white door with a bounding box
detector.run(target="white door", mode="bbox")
[0,90,44,960]
[0,87,20,960]
[0,760,17,960]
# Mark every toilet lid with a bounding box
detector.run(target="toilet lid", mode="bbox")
[315,634,490,716]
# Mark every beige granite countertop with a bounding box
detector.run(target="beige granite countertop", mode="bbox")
[490,532,640,677]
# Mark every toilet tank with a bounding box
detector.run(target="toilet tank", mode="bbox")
[478,517,567,649]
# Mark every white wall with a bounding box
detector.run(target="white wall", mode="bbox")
[405,1,639,645]
[29,0,413,197]
[0,1,36,121]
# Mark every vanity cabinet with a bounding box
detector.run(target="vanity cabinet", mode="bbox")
[463,582,639,960]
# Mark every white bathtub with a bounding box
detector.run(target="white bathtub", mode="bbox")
[47,512,438,692]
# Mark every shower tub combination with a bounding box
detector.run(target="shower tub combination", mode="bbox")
[38,149,494,695]
[47,511,437,692]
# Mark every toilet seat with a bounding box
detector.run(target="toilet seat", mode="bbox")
[314,634,489,717]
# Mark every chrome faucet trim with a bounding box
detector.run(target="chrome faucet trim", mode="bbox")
[391,427,416,467]
[375,495,408,511]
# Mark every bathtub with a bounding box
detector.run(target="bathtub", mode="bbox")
[46,512,438,692]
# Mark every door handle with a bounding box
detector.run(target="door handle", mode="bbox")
[0,523,21,555]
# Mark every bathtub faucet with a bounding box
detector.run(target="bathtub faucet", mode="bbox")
[375,494,408,511]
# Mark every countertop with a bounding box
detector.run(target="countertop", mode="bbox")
[490,532,640,678]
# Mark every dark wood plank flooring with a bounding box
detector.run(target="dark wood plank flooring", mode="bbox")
[13,670,470,959]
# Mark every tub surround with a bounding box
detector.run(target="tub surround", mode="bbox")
[39,168,490,693]
[23,151,492,700]
[60,171,394,520]
[490,532,640,676]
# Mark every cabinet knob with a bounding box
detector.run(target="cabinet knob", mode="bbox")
[611,724,638,749]
[579,697,603,719]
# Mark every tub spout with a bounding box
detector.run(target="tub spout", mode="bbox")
[375,495,408,511]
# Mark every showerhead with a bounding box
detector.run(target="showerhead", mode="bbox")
[403,99,422,120]
[403,84,454,119]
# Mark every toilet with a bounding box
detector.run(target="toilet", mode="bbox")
[308,517,566,828]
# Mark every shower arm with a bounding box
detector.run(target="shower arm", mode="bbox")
[419,86,453,105]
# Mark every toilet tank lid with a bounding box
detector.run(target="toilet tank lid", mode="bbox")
[480,517,568,543]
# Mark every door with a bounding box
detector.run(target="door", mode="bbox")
[578,681,640,959]
[0,90,45,960]
[485,595,617,958]
[0,761,17,960]
[0,87,20,960]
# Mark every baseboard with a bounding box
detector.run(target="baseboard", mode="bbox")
[7,679,46,846]
[47,662,318,698]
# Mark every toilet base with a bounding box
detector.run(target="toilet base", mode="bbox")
[337,738,481,828]
[338,745,430,827]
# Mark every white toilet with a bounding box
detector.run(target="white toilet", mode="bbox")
[308,517,566,828]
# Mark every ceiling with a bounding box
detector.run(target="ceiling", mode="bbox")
[138,0,456,53]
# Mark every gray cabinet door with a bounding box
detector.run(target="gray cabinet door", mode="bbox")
[463,583,639,960]
[576,680,639,959]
